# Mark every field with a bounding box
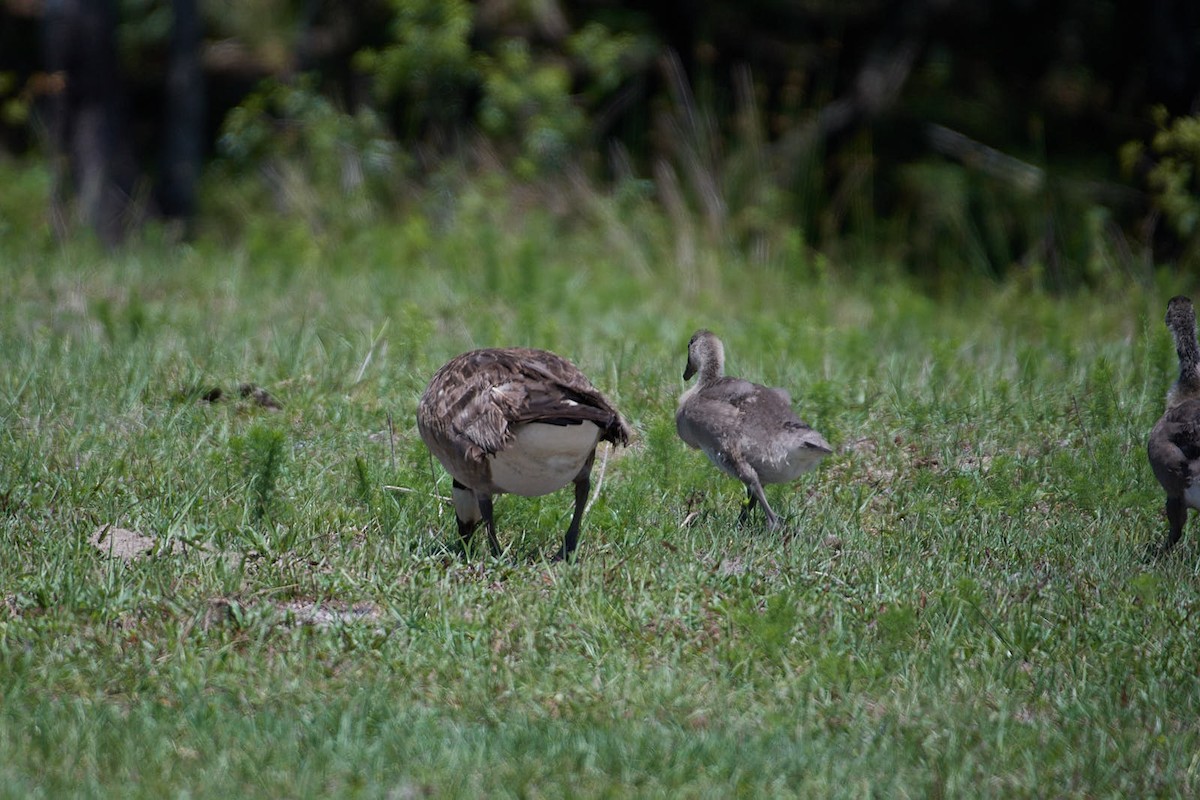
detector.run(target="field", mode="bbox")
[2,164,1199,797]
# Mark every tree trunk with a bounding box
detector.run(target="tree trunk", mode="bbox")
[159,0,205,224]
[42,0,139,247]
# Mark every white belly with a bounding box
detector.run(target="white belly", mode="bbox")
[489,421,601,497]
[756,446,828,484]
[702,442,828,485]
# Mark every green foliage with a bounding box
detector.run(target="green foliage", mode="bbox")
[232,424,286,524]
[355,0,476,135]
[214,78,403,228]
[567,22,644,99]
[0,72,28,127]
[887,149,1141,290]
[352,455,373,508]
[734,592,801,666]
[4,0,1194,283]
[1122,108,1200,265]
[355,3,646,175]
[476,38,581,177]
[235,0,643,193]
[16,0,1168,285]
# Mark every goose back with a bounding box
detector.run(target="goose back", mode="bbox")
[418,347,631,494]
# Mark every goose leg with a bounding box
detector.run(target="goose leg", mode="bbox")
[1161,495,1187,555]
[451,480,481,554]
[733,461,779,530]
[476,492,502,557]
[737,485,759,525]
[553,457,595,562]
[753,486,781,531]
[455,516,479,551]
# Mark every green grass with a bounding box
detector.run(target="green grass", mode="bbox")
[2,163,1200,797]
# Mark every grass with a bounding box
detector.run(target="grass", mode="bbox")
[2,162,1200,797]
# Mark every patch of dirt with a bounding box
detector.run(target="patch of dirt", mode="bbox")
[199,598,387,632]
[89,525,183,561]
[88,525,243,565]
[717,557,747,576]
[841,436,878,455]
[276,600,384,627]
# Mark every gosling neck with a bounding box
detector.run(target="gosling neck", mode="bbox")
[1169,317,1200,406]
[698,341,725,385]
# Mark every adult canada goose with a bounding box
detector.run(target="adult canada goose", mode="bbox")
[1147,295,1200,555]
[676,329,832,530]
[417,347,632,561]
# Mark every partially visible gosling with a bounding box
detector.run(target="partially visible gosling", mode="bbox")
[676,329,831,530]
[1148,296,1200,555]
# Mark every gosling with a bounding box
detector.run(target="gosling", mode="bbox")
[1148,296,1200,555]
[676,329,831,530]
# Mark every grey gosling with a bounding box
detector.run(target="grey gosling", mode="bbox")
[1148,295,1200,555]
[676,329,832,530]
[418,347,632,561]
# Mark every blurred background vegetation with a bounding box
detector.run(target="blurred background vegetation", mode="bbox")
[0,0,1197,288]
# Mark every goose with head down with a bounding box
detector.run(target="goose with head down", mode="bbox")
[418,347,631,561]
[676,329,831,530]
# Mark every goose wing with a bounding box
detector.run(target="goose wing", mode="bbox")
[687,377,830,450]
[678,378,785,447]
[422,348,630,463]
[1149,398,1200,490]
[697,377,765,407]
[705,378,818,426]
[509,349,632,445]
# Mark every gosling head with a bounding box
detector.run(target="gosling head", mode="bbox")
[683,329,725,383]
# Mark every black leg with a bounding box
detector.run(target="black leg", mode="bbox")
[1161,496,1187,555]
[477,492,501,557]
[456,516,479,551]
[553,473,591,562]
[737,484,759,525]
[555,453,596,562]
[451,480,480,555]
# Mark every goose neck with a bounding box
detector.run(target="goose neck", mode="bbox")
[1174,322,1200,395]
[698,360,723,385]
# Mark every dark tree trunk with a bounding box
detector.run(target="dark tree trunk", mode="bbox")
[159,0,205,224]
[42,0,140,247]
